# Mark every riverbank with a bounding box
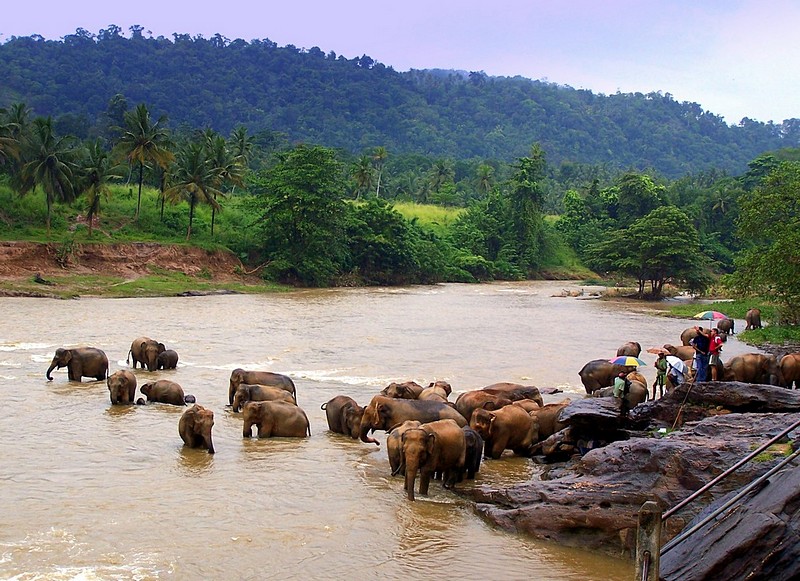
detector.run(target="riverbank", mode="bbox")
[0,241,282,298]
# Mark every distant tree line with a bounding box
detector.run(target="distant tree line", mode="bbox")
[1,26,799,180]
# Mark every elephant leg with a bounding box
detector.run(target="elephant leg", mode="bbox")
[490,438,506,460]
[243,421,253,438]
[419,469,432,496]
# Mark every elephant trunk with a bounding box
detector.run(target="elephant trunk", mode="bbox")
[205,434,215,454]
[46,359,58,381]
[404,460,419,501]
[360,422,379,446]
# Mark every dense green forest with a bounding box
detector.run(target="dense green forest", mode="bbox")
[1,26,799,179]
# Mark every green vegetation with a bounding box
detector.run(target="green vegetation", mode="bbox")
[1,28,797,180]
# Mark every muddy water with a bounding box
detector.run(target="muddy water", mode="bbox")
[0,282,760,580]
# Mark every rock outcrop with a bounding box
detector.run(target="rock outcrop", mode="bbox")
[459,381,800,559]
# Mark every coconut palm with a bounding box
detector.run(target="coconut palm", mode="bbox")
[0,108,20,167]
[163,142,222,240]
[18,117,76,235]
[372,146,388,197]
[115,104,173,221]
[229,125,254,167]
[351,155,374,199]
[75,140,122,237]
[204,132,244,235]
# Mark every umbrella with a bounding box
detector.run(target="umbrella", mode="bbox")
[665,355,688,374]
[693,310,730,327]
[608,355,647,367]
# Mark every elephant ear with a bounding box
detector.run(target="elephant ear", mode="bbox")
[376,402,390,427]
[63,350,73,363]
[426,432,437,454]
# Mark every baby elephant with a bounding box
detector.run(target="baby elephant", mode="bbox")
[141,380,194,406]
[242,401,311,438]
[179,404,215,453]
[321,395,364,439]
[157,349,179,370]
[232,384,296,413]
[107,369,137,404]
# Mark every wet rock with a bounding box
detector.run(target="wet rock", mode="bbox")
[459,412,800,556]
[660,460,800,581]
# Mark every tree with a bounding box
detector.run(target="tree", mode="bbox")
[731,161,800,323]
[116,104,173,221]
[76,140,122,237]
[18,117,76,234]
[203,131,244,235]
[372,146,388,197]
[585,206,708,298]
[163,142,222,240]
[253,144,348,285]
[614,172,666,224]
[351,155,373,199]
[507,144,547,272]
[0,107,21,168]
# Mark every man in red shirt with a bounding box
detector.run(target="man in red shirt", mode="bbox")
[709,328,724,380]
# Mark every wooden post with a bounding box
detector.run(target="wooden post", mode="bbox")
[635,501,662,581]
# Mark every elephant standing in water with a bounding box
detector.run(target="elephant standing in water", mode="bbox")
[232,384,296,413]
[228,369,296,405]
[322,395,364,439]
[128,337,166,372]
[107,369,137,404]
[359,395,467,445]
[46,347,108,382]
[242,401,310,438]
[156,349,179,370]
[401,419,466,501]
[179,405,215,453]
[141,380,193,405]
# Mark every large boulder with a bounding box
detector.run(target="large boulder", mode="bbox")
[460,412,800,556]
[660,460,800,581]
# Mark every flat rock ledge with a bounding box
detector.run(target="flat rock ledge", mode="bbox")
[457,382,800,561]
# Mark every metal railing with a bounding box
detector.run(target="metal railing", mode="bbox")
[634,417,800,581]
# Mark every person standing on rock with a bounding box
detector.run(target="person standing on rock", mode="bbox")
[653,352,667,398]
[613,372,631,419]
[708,328,723,380]
[690,326,710,382]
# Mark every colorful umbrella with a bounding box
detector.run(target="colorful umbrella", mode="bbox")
[693,310,730,328]
[608,355,647,367]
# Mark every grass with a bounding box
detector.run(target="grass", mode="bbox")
[392,202,464,236]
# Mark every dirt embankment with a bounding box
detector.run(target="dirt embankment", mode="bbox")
[0,241,250,282]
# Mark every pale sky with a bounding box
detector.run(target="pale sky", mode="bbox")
[2,0,798,125]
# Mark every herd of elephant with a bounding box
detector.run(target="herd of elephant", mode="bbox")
[43,339,571,502]
[578,313,800,406]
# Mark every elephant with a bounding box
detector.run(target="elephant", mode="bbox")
[716,318,735,335]
[140,380,193,406]
[461,425,484,480]
[481,383,543,406]
[387,420,423,476]
[179,404,215,453]
[454,391,514,424]
[380,381,424,399]
[107,369,137,404]
[626,371,647,386]
[616,341,642,357]
[359,395,468,445]
[321,395,364,439]
[228,369,296,405]
[127,337,166,371]
[510,398,542,413]
[401,419,466,501]
[156,349,179,370]
[592,381,648,408]
[745,308,762,330]
[578,359,629,394]
[680,327,700,346]
[529,400,571,441]
[232,384,296,413]
[427,380,452,396]
[418,384,449,402]
[469,405,537,459]
[664,344,695,361]
[780,353,800,389]
[46,347,108,382]
[726,353,783,385]
[242,400,310,438]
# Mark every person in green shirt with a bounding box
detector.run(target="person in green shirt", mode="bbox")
[653,352,667,399]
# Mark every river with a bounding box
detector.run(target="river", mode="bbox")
[0,281,760,580]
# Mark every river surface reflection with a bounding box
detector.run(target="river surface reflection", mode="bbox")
[0,282,759,580]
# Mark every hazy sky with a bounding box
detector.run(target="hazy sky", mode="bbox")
[2,0,797,124]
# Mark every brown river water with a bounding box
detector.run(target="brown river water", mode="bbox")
[0,281,762,580]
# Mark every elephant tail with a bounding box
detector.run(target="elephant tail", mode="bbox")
[320,402,327,410]
[126,349,132,365]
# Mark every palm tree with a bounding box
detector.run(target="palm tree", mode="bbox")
[76,140,122,237]
[372,146,388,197]
[2,103,32,189]
[229,126,254,168]
[115,104,173,221]
[476,163,495,195]
[18,117,76,235]
[163,142,222,240]
[204,132,244,235]
[351,155,373,199]
[0,108,21,168]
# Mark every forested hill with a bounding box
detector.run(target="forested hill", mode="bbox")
[2,27,798,177]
